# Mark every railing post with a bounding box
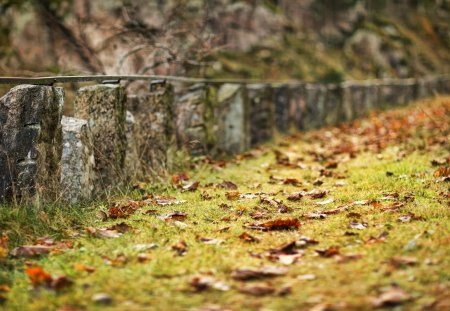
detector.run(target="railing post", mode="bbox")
[74,84,127,194]
[247,84,275,146]
[215,83,250,155]
[273,84,291,133]
[60,116,95,203]
[175,83,216,156]
[0,85,63,203]
[127,82,175,178]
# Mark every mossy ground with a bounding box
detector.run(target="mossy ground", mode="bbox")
[1,98,450,311]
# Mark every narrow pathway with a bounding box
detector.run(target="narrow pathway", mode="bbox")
[2,97,450,311]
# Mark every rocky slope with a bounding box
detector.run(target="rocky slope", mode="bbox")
[0,0,449,82]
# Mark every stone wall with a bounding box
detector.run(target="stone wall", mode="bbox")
[1,75,450,205]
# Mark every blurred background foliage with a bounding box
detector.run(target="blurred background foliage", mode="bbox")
[0,0,449,82]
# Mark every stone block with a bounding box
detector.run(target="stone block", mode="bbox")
[0,85,63,202]
[175,84,216,156]
[247,84,275,146]
[124,110,140,181]
[324,84,342,126]
[289,84,305,131]
[215,83,249,155]
[60,116,94,203]
[74,84,126,192]
[273,84,291,133]
[302,83,327,129]
[379,80,399,108]
[128,82,175,178]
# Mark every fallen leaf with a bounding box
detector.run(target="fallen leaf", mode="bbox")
[283,178,301,186]
[108,200,143,219]
[287,192,303,201]
[107,222,132,233]
[351,200,369,206]
[372,286,412,307]
[231,266,287,280]
[304,212,327,220]
[434,167,450,177]
[51,276,73,291]
[245,218,301,231]
[315,246,340,258]
[171,172,189,186]
[306,189,327,199]
[349,221,368,230]
[398,213,425,223]
[217,181,238,190]
[316,198,334,206]
[160,211,188,221]
[183,181,200,191]
[26,266,52,287]
[155,196,187,206]
[239,232,260,243]
[10,245,53,257]
[225,191,240,200]
[366,231,388,245]
[297,274,316,281]
[92,293,113,305]
[200,191,212,200]
[313,179,324,186]
[133,243,158,251]
[86,227,121,239]
[172,240,187,256]
[74,263,96,273]
[189,275,230,292]
[390,256,418,267]
[197,237,224,245]
[335,254,363,263]
[240,193,258,199]
[238,284,276,296]
[137,253,150,263]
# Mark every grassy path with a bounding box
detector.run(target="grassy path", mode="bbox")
[1,98,450,311]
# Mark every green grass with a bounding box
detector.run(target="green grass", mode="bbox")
[1,98,450,310]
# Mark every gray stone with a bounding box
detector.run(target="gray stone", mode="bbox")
[60,116,94,203]
[437,76,450,94]
[247,84,275,146]
[74,84,126,193]
[324,84,342,126]
[175,84,216,156]
[273,84,291,133]
[289,84,305,131]
[128,82,175,178]
[302,83,327,129]
[0,85,63,202]
[379,80,399,109]
[124,110,139,182]
[215,83,249,155]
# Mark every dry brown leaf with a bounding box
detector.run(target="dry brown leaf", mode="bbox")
[10,245,53,257]
[172,240,187,256]
[315,246,340,258]
[217,181,238,190]
[225,191,240,200]
[231,266,288,280]
[372,287,412,307]
[183,181,200,191]
[239,232,260,243]
[390,256,418,267]
[245,218,301,231]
